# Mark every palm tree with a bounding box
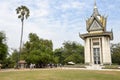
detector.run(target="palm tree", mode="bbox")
[16,5,30,67]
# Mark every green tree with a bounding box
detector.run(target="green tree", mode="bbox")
[54,41,84,64]
[111,43,120,65]
[63,41,84,64]
[2,57,14,68]
[54,48,64,64]
[16,5,30,62]
[10,49,19,67]
[0,31,8,68]
[21,33,54,67]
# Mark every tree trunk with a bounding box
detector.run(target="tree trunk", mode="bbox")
[18,20,24,68]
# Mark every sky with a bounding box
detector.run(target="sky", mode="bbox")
[0,0,120,51]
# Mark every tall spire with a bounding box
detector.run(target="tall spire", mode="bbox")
[94,0,97,8]
[92,0,100,16]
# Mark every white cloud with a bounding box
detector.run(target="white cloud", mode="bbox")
[31,0,50,17]
[60,1,85,11]
[0,0,120,51]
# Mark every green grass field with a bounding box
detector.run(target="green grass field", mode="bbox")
[0,69,120,80]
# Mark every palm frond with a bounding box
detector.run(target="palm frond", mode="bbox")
[16,5,30,20]
[18,15,21,18]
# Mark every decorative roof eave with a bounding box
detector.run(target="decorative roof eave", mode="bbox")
[18,60,27,64]
[88,28,103,32]
[79,32,113,40]
[87,16,103,31]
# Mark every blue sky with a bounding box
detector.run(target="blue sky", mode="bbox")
[0,0,120,51]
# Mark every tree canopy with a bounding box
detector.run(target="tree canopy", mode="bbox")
[111,43,120,65]
[54,41,84,65]
[0,31,8,68]
[20,33,53,67]
[16,5,30,22]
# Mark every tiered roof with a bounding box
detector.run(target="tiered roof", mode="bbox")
[80,0,113,40]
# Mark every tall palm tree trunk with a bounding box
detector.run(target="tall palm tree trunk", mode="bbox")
[20,20,24,54]
[18,20,24,68]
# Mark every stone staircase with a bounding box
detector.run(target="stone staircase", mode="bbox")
[85,65,103,70]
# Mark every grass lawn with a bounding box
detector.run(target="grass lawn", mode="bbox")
[0,69,120,80]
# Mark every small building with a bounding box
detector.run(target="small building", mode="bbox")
[80,1,113,65]
[18,60,27,69]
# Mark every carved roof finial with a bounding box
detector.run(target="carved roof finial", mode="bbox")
[94,0,97,8]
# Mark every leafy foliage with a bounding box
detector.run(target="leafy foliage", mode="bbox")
[111,43,120,65]
[16,5,30,21]
[9,49,19,67]
[54,41,84,65]
[20,33,54,67]
[0,31,8,68]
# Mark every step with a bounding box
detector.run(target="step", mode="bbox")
[85,65,102,70]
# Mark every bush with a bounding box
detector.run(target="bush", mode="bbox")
[102,65,120,69]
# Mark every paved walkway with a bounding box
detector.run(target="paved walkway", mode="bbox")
[0,67,120,72]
